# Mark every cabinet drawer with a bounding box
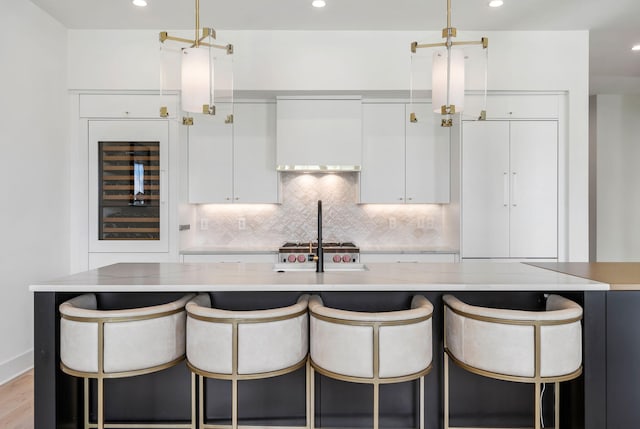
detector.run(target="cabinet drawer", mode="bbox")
[360,253,457,263]
[182,254,277,263]
[80,94,178,118]
[465,94,559,119]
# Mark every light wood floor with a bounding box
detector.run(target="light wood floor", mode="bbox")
[0,370,34,429]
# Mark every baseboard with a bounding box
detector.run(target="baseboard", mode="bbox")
[0,349,34,386]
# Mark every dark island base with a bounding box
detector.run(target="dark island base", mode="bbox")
[35,290,607,429]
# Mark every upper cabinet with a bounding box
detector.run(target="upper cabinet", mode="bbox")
[360,102,450,204]
[276,97,362,171]
[80,94,178,119]
[464,94,560,120]
[188,102,279,204]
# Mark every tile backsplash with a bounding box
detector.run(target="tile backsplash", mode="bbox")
[191,173,457,249]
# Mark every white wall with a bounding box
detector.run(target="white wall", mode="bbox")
[0,0,69,383]
[595,94,640,261]
[67,29,590,261]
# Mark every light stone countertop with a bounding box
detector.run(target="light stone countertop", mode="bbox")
[30,261,608,293]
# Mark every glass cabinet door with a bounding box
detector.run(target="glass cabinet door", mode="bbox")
[88,120,169,253]
[98,141,161,240]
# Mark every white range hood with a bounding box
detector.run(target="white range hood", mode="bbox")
[276,96,362,172]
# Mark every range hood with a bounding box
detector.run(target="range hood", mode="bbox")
[276,96,362,172]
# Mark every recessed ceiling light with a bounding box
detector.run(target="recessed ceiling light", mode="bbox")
[488,0,504,7]
[312,0,326,8]
[632,45,640,51]
[132,0,147,7]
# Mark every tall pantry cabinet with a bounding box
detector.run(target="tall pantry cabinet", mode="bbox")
[461,120,558,259]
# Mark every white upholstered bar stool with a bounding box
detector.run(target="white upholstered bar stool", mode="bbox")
[443,294,583,429]
[59,292,196,429]
[308,295,433,429]
[186,293,310,429]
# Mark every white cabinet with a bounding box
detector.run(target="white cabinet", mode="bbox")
[464,94,559,119]
[181,253,277,263]
[276,97,362,169]
[461,120,558,258]
[188,102,278,203]
[360,103,450,203]
[80,94,178,118]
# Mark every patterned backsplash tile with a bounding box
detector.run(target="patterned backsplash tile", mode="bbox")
[192,172,457,249]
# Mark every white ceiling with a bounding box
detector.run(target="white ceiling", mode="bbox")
[30,0,640,83]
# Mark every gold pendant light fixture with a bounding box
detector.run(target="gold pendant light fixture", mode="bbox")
[159,0,233,121]
[411,0,489,127]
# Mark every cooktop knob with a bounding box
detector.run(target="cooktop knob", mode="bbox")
[342,255,352,263]
[297,254,307,263]
[333,255,342,263]
[288,255,297,263]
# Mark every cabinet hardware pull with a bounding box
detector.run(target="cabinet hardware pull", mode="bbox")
[512,172,518,207]
[503,172,508,207]
[160,170,167,204]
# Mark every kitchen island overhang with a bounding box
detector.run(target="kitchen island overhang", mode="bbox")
[31,262,608,429]
[30,261,609,293]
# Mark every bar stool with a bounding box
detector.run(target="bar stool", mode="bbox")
[59,292,195,429]
[443,294,583,429]
[308,295,433,429]
[186,293,310,429]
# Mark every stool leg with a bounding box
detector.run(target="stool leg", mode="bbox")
[310,365,316,429]
[191,373,196,429]
[555,382,560,429]
[373,383,379,429]
[419,375,425,429]
[97,377,104,429]
[199,375,204,429]
[306,359,311,429]
[535,382,541,429]
[84,378,89,429]
[232,378,238,429]
[444,353,450,429]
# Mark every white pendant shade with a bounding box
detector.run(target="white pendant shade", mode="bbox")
[181,47,212,114]
[432,49,465,113]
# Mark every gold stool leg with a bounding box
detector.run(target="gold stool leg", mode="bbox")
[199,375,205,429]
[232,378,238,429]
[191,372,196,429]
[310,365,316,429]
[373,382,379,429]
[555,381,560,429]
[419,375,425,429]
[535,382,541,429]
[444,353,450,429]
[84,378,90,429]
[306,359,311,429]
[97,377,104,429]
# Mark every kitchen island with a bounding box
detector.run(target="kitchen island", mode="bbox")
[31,262,608,429]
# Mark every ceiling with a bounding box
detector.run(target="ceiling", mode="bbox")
[30,0,640,85]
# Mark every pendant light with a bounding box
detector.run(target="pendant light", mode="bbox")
[159,0,233,123]
[410,0,489,127]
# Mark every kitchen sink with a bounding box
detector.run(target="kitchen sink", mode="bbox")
[273,263,368,272]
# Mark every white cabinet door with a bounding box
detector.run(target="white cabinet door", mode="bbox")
[188,117,233,203]
[462,121,510,258]
[405,103,450,203]
[462,120,558,259]
[509,121,558,258]
[233,103,279,203]
[360,103,406,203]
